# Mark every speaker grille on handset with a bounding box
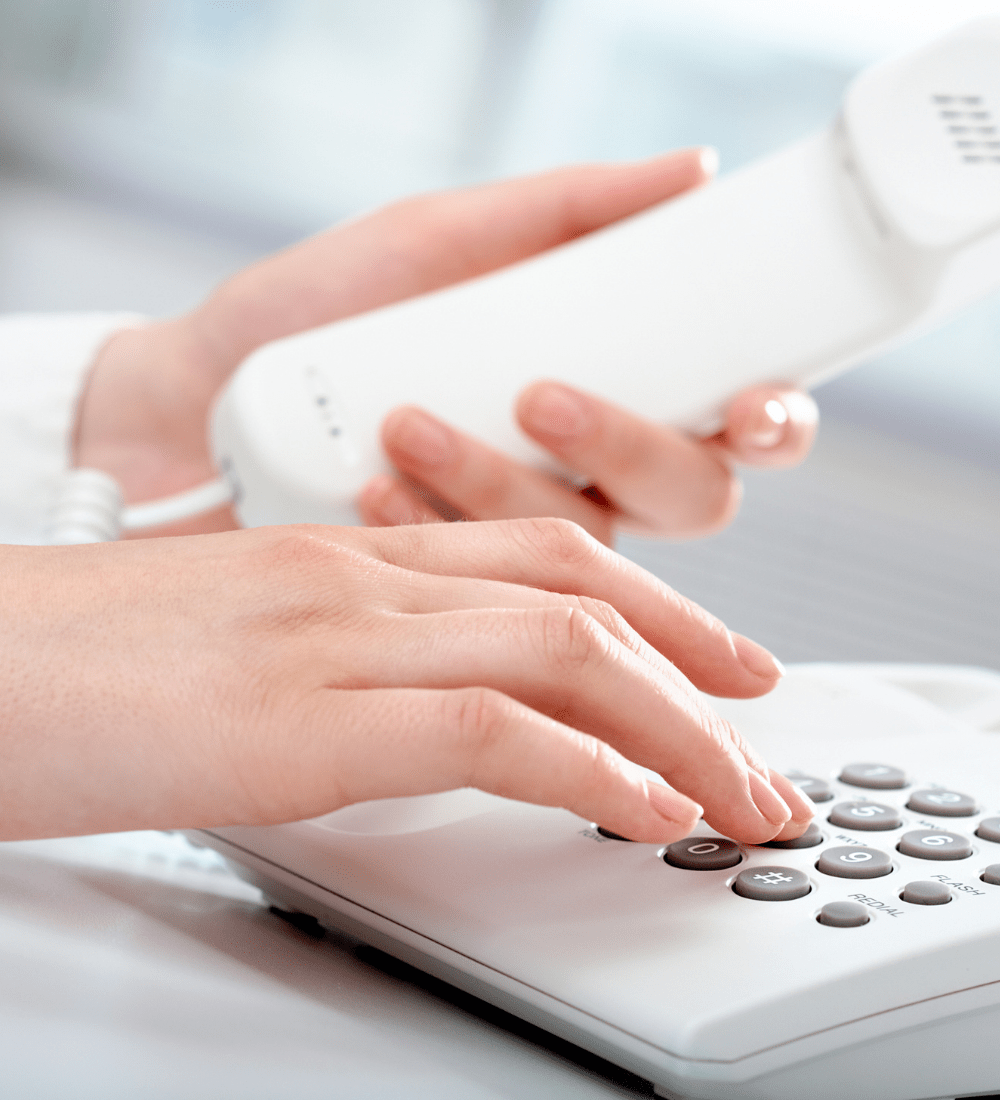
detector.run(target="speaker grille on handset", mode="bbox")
[932,94,1000,164]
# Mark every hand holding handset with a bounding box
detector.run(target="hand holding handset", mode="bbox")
[211,20,1000,529]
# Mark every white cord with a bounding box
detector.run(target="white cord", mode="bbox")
[47,469,234,545]
[46,469,123,544]
[121,478,233,531]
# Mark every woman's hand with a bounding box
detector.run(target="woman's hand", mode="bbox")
[0,518,812,843]
[73,146,816,540]
[361,384,818,544]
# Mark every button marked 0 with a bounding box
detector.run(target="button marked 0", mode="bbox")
[664,837,741,871]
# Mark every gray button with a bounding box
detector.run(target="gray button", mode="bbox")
[732,865,811,901]
[664,836,741,870]
[981,865,1000,886]
[976,817,1000,843]
[790,775,833,803]
[827,801,902,831]
[839,763,908,790]
[596,827,632,841]
[817,901,870,927]
[906,789,977,817]
[763,822,823,849]
[901,880,952,905]
[816,845,893,879]
[897,829,973,861]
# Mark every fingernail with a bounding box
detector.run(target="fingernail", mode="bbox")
[522,382,592,439]
[699,145,720,177]
[362,475,422,526]
[747,769,791,827]
[774,772,816,821]
[746,398,789,449]
[732,633,785,679]
[391,410,454,467]
[647,781,701,826]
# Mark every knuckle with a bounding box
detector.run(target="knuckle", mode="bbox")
[540,606,613,677]
[446,687,512,769]
[576,596,632,644]
[702,708,755,770]
[256,525,365,574]
[517,516,604,573]
[576,732,620,802]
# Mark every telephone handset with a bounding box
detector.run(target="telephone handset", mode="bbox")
[209,20,1000,528]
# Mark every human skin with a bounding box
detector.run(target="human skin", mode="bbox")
[57,149,819,845]
[0,518,813,843]
[74,148,817,542]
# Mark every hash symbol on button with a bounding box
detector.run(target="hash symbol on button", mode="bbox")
[754,871,793,884]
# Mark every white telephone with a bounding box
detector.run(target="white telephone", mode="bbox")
[206,20,1000,529]
[175,26,1000,1099]
[191,662,1000,1100]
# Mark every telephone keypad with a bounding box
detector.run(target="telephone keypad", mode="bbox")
[647,762,1000,913]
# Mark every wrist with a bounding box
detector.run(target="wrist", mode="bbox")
[74,316,236,529]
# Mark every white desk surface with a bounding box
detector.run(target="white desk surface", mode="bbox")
[0,831,639,1100]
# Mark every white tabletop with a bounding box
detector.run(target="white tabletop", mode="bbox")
[0,831,635,1100]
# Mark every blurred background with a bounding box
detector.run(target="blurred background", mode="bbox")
[1,0,999,668]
